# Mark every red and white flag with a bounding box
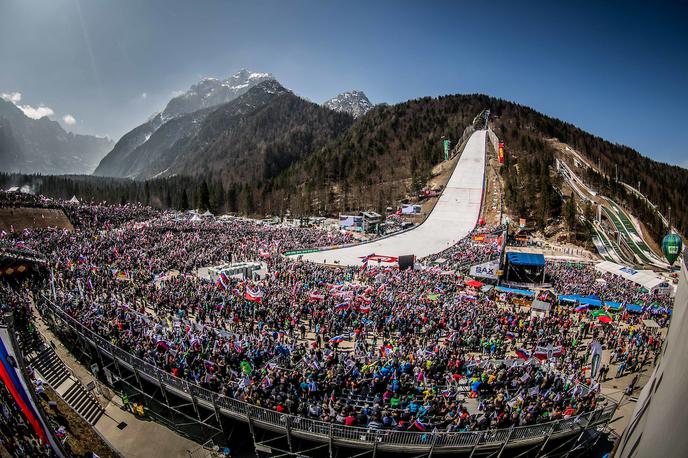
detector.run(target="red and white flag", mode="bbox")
[244,286,264,303]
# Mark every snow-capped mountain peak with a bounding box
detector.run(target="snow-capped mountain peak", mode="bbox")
[323,90,373,118]
[162,69,275,119]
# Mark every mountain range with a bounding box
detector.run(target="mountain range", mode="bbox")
[94,69,276,177]
[2,69,686,239]
[95,78,354,181]
[0,98,113,175]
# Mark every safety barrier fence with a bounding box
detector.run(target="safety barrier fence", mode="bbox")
[39,299,616,452]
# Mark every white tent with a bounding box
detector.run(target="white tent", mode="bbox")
[594,261,665,292]
[190,214,202,222]
[202,210,214,217]
[68,195,80,204]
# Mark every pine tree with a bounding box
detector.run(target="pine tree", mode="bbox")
[180,189,189,211]
[198,181,210,211]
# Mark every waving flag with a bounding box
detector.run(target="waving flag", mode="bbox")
[359,254,373,273]
[334,302,351,311]
[358,303,371,314]
[308,291,325,302]
[380,343,394,358]
[329,335,345,344]
[413,419,426,431]
[155,340,170,352]
[534,344,563,361]
[515,348,531,360]
[244,286,264,303]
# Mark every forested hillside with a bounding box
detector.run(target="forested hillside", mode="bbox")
[3,93,686,240]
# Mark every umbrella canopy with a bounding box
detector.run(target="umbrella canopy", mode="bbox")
[465,279,484,288]
[590,309,613,323]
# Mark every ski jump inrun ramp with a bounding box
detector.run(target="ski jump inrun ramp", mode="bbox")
[295,129,487,266]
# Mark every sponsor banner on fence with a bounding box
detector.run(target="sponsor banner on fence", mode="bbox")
[283,249,320,256]
[469,259,500,280]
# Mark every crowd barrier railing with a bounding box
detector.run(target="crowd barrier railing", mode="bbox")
[38,299,617,452]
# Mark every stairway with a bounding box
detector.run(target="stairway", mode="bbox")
[28,346,104,425]
[30,348,71,388]
[62,382,105,425]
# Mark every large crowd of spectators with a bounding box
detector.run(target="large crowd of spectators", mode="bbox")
[546,261,673,311]
[0,191,671,437]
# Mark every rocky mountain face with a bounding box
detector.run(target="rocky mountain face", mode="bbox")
[94,80,354,183]
[0,98,113,175]
[94,69,274,177]
[323,90,373,118]
[161,70,274,120]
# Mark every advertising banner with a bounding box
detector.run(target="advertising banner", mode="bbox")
[498,142,505,164]
[443,139,451,161]
[469,259,500,280]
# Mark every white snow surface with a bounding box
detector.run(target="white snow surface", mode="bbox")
[295,130,487,266]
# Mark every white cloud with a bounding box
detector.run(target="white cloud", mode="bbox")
[63,114,77,125]
[18,104,55,119]
[1,92,22,103]
[2,91,56,120]
[141,92,148,99]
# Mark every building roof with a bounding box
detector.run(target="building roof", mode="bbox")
[594,261,665,291]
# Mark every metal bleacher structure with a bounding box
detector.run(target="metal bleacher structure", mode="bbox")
[37,298,617,457]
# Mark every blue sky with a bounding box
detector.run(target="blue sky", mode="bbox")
[1,0,686,166]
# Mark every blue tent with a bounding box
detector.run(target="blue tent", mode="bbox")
[557,294,600,306]
[557,295,649,313]
[506,252,545,267]
[495,286,535,297]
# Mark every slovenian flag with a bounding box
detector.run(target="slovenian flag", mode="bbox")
[358,303,371,314]
[334,302,350,311]
[413,419,426,431]
[505,331,516,340]
[329,335,345,344]
[461,294,477,302]
[515,348,531,360]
